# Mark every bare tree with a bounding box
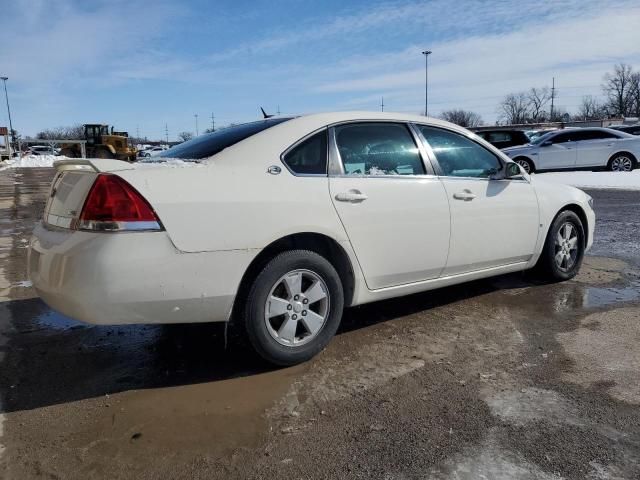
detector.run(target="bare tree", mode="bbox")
[527,87,551,122]
[498,92,530,124]
[630,71,640,118]
[602,63,635,116]
[576,95,605,120]
[36,124,84,140]
[440,109,483,128]
[177,131,193,142]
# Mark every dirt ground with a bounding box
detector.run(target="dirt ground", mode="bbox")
[0,168,639,479]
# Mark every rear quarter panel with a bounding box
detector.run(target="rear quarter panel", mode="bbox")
[118,132,348,253]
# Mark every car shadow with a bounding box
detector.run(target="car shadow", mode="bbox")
[0,270,545,413]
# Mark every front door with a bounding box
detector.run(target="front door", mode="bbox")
[329,122,451,290]
[415,124,539,276]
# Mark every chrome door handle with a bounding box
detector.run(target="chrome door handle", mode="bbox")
[453,190,476,201]
[335,190,368,203]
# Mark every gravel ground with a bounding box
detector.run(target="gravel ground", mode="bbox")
[0,168,639,479]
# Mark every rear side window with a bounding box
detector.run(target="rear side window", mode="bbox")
[282,130,328,175]
[161,118,292,160]
[334,123,425,176]
[418,125,501,178]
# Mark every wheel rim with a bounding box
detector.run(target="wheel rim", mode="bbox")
[264,269,330,347]
[554,222,579,272]
[611,156,632,171]
[516,159,531,173]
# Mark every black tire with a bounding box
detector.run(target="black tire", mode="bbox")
[607,152,635,172]
[514,157,535,174]
[243,250,344,366]
[536,210,585,281]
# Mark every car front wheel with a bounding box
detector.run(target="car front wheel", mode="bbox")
[243,250,344,366]
[536,210,585,281]
[514,157,534,174]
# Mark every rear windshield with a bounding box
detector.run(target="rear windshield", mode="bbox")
[160,117,293,160]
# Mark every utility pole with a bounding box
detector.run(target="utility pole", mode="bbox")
[550,77,555,121]
[381,96,385,112]
[210,112,215,132]
[421,50,432,116]
[194,114,199,136]
[165,123,169,143]
[136,125,140,139]
[0,77,14,149]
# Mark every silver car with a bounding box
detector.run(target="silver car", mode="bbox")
[502,127,639,173]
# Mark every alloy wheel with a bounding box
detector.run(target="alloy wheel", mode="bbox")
[264,269,330,347]
[516,159,531,174]
[611,156,633,171]
[554,222,579,272]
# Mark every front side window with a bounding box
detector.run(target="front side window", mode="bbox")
[417,125,501,178]
[550,132,574,144]
[282,130,328,175]
[334,123,425,176]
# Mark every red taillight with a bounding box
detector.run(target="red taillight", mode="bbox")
[77,174,162,231]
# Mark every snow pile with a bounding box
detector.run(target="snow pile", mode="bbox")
[0,155,59,170]
[534,170,640,190]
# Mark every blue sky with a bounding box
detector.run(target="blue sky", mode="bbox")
[2,0,640,139]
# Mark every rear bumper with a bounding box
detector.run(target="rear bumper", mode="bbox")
[28,222,255,325]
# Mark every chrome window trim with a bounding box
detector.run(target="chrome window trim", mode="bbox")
[327,121,437,179]
[279,127,329,177]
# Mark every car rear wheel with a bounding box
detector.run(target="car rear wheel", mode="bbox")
[243,250,344,366]
[514,157,534,174]
[608,153,635,172]
[536,210,585,281]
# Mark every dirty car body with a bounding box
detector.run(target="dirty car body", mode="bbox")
[29,112,595,365]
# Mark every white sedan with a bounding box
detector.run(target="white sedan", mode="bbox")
[29,112,595,365]
[503,127,640,173]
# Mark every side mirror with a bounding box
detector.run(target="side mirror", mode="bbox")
[505,162,523,178]
[541,140,552,147]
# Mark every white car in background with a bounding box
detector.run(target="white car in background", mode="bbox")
[29,112,595,365]
[503,127,640,173]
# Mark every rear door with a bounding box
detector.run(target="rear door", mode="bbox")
[574,130,619,167]
[537,131,577,169]
[328,122,450,290]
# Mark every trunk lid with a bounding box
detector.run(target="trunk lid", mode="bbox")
[44,159,136,229]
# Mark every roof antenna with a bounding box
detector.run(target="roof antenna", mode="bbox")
[260,107,274,119]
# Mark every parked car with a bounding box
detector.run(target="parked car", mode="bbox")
[138,146,169,157]
[29,112,594,365]
[503,127,640,173]
[526,129,557,141]
[474,129,530,149]
[28,145,58,156]
[609,124,640,136]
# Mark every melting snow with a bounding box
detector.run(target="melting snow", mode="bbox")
[0,154,60,170]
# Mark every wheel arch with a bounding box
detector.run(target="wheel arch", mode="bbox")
[230,232,356,323]
[555,203,589,247]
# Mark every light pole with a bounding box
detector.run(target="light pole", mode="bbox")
[1,77,15,148]
[194,114,199,136]
[421,50,432,117]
